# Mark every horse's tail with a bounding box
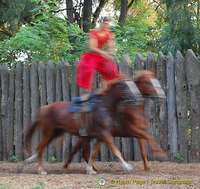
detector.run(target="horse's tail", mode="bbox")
[24,119,39,155]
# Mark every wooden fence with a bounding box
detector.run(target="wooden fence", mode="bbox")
[0,49,199,163]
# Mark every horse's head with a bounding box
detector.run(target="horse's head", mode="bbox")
[134,70,166,99]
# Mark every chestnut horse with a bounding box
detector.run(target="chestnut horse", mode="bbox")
[25,74,139,174]
[64,70,166,174]
[25,71,166,174]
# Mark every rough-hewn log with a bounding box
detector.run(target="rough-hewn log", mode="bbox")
[1,64,9,160]
[61,60,71,162]
[55,61,63,162]
[7,64,15,161]
[0,71,2,161]
[38,62,47,160]
[23,62,31,159]
[175,51,189,162]
[133,53,145,161]
[30,62,40,155]
[166,52,178,160]
[119,54,134,161]
[15,62,23,160]
[71,59,81,163]
[185,49,200,163]
[134,53,146,71]
[46,61,56,161]
[156,52,168,160]
[145,52,157,161]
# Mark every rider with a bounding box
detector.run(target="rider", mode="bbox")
[76,16,119,136]
[76,16,119,100]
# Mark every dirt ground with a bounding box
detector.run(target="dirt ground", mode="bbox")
[0,161,199,189]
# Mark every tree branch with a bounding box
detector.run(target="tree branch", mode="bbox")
[0,28,13,37]
[128,0,135,10]
[92,0,108,27]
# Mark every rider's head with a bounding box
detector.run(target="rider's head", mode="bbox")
[100,16,111,31]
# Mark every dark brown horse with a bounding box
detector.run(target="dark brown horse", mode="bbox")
[64,70,166,174]
[25,70,166,174]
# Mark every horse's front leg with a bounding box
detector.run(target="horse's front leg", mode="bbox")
[87,132,133,174]
[86,139,103,174]
[128,126,166,158]
[138,138,150,171]
[103,133,133,173]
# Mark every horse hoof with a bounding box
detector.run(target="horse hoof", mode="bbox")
[88,170,97,175]
[39,171,47,175]
[144,167,151,171]
[124,163,133,173]
[25,154,38,164]
[86,166,97,175]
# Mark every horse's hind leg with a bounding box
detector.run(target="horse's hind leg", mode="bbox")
[138,138,150,171]
[37,135,53,175]
[64,139,83,170]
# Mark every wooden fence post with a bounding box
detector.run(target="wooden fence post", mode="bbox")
[61,60,71,162]
[15,62,24,160]
[55,61,63,162]
[185,49,200,163]
[23,62,31,159]
[71,58,81,163]
[46,61,56,160]
[119,54,134,161]
[0,69,2,161]
[166,52,178,160]
[1,64,9,160]
[156,52,168,160]
[175,51,189,162]
[134,53,146,71]
[133,53,145,161]
[145,52,157,161]
[38,61,48,161]
[7,64,15,161]
[30,62,40,155]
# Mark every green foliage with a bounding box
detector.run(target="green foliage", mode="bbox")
[0,0,35,40]
[159,0,197,56]
[113,6,160,62]
[176,153,184,164]
[50,156,57,163]
[12,155,19,163]
[0,0,88,64]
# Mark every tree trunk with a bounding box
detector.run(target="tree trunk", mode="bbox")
[66,0,74,23]
[119,0,135,23]
[92,0,108,27]
[83,0,92,32]
[119,0,128,23]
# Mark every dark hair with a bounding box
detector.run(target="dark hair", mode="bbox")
[102,16,111,22]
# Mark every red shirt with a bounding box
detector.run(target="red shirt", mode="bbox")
[89,29,113,49]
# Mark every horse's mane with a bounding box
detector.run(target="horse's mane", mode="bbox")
[97,74,128,95]
[133,70,155,81]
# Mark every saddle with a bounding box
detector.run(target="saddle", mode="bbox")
[69,94,99,113]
